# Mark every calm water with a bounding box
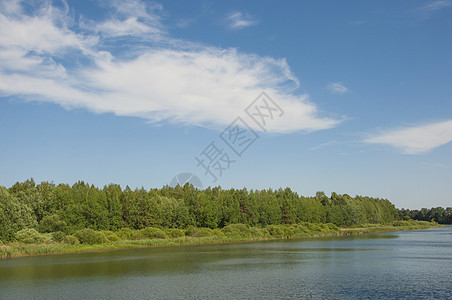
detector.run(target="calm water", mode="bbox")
[0,227,451,300]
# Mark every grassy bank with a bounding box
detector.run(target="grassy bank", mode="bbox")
[0,221,443,259]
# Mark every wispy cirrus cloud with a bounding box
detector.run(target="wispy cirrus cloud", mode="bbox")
[364,120,452,154]
[225,11,257,30]
[416,0,452,19]
[80,0,164,39]
[327,82,348,94]
[0,0,339,133]
[419,0,452,12]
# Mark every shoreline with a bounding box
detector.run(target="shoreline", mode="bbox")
[1,224,444,259]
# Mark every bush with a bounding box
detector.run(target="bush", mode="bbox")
[74,229,109,245]
[116,228,135,240]
[165,228,185,238]
[249,227,269,238]
[101,230,120,242]
[326,223,339,231]
[266,225,293,238]
[393,221,410,226]
[14,228,45,244]
[51,231,66,243]
[64,235,80,245]
[222,224,251,238]
[187,227,214,237]
[212,228,225,237]
[43,234,54,244]
[140,227,168,239]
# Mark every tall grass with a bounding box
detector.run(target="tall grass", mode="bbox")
[1,220,442,259]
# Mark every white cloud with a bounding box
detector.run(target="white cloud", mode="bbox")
[416,0,452,19]
[327,82,348,94]
[0,0,22,15]
[91,17,160,37]
[82,0,164,38]
[0,7,95,55]
[364,120,452,154]
[419,0,452,12]
[0,0,339,133]
[226,11,257,30]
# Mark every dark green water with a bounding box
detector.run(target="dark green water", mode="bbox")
[1,227,451,299]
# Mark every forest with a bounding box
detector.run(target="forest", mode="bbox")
[2,178,441,243]
[398,207,452,224]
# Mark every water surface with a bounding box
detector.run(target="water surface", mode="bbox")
[1,227,451,299]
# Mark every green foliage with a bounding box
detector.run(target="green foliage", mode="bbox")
[398,207,452,224]
[74,229,108,245]
[165,228,186,238]
[221,224,269,239]
[266,225,293,238]
[116,228,142,240]
[2,179,412,242]
[212,228,225,237]
[39,214,67,233]
[187,227,214,237]
[116,228,133,240]
[222,224,251,238]
[0,187,37,241]
[14,228,45,244]
[64,235,80,245]
[393,220,435,227]
[140,227,168,239]
[101,230,120,242]
[51,231,66,243]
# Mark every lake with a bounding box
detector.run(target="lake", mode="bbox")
[1,226,451,299]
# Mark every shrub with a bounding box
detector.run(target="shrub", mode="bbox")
[74,229,108,245]
[165,228,185,238]
[184,225,196,236]
[266,225,293,238]
[222,224,251,238]
[51,231,66,243]
[326,223,339,231]
[116,228,135,240]
[393,221,410,227]
[140,227,168,239]
[64,235,80,245]
[212,228,225,237]
[187,227,214,237]
[44,235,54,244]
[249,227,269,238]
[101,230,120,242]
[14,228,45,244]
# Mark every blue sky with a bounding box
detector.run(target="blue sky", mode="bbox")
[0,0,451,209]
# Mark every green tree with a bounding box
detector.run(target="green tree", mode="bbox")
[0,187,37,241]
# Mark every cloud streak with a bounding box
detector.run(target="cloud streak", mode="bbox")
[419,0,452,13]
[364,120,452,154]
[0,0,339,133]
[225,11,257,30]
[416,0,452,19]
[327,82,348,94]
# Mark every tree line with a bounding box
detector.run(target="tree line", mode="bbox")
[0,178,427,242]
[398,207,452,224]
